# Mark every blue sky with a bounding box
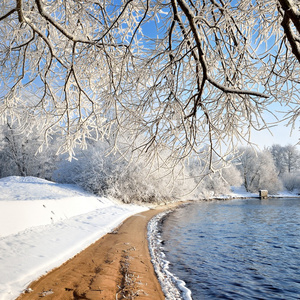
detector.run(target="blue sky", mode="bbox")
[249,102,299,148]
[251,123,299,149]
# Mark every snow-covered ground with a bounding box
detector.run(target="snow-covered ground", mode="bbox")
[0,176,148,300]
[222,186,299,199]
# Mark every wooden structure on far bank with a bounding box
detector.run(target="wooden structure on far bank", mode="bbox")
[259,190,268,199]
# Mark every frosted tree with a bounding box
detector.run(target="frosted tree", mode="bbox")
[270,144,300,175]
[236,147,282,194]
[281,145,300,173]
[270,144,300,191]
[0,113,60,179]
[0,0,299,170]
[270,144,290,175]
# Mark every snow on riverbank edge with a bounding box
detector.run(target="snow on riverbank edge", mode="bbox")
[148,207,193,300]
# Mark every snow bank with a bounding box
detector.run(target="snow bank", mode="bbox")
[0,176,147,300]
[0,176,113,237]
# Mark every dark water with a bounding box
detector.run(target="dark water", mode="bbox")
[161,198,300,300]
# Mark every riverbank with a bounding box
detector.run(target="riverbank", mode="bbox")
[17,208,170,300]
[3,177,299,299]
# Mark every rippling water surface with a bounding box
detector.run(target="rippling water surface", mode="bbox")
[161,198,300,299]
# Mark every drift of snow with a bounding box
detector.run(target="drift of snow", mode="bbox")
[0,176,147,300]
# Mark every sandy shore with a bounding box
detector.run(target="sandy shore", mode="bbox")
[17,207,170,300]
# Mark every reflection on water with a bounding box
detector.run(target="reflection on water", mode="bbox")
[161,198,300,299]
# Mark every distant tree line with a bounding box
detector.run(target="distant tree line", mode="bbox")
[0,116,299,202]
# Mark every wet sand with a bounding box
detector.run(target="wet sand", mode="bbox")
[17,208,168,300]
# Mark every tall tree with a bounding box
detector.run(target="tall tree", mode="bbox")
[236,147,282,194]
[270,144,300,175]
[0,0,299,169]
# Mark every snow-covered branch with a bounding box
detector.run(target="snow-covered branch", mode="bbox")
[0,0,299,170]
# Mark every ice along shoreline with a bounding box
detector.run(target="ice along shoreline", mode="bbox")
[147,205,193,300]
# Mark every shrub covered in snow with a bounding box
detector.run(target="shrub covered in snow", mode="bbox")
[280,172,300,192]
[54,141,191,203]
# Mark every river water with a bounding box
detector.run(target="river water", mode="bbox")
[160,198,300,299]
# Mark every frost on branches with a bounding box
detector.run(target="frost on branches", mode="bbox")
[0,0,299,171]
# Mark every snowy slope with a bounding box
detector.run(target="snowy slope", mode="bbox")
[0,176,147,300]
